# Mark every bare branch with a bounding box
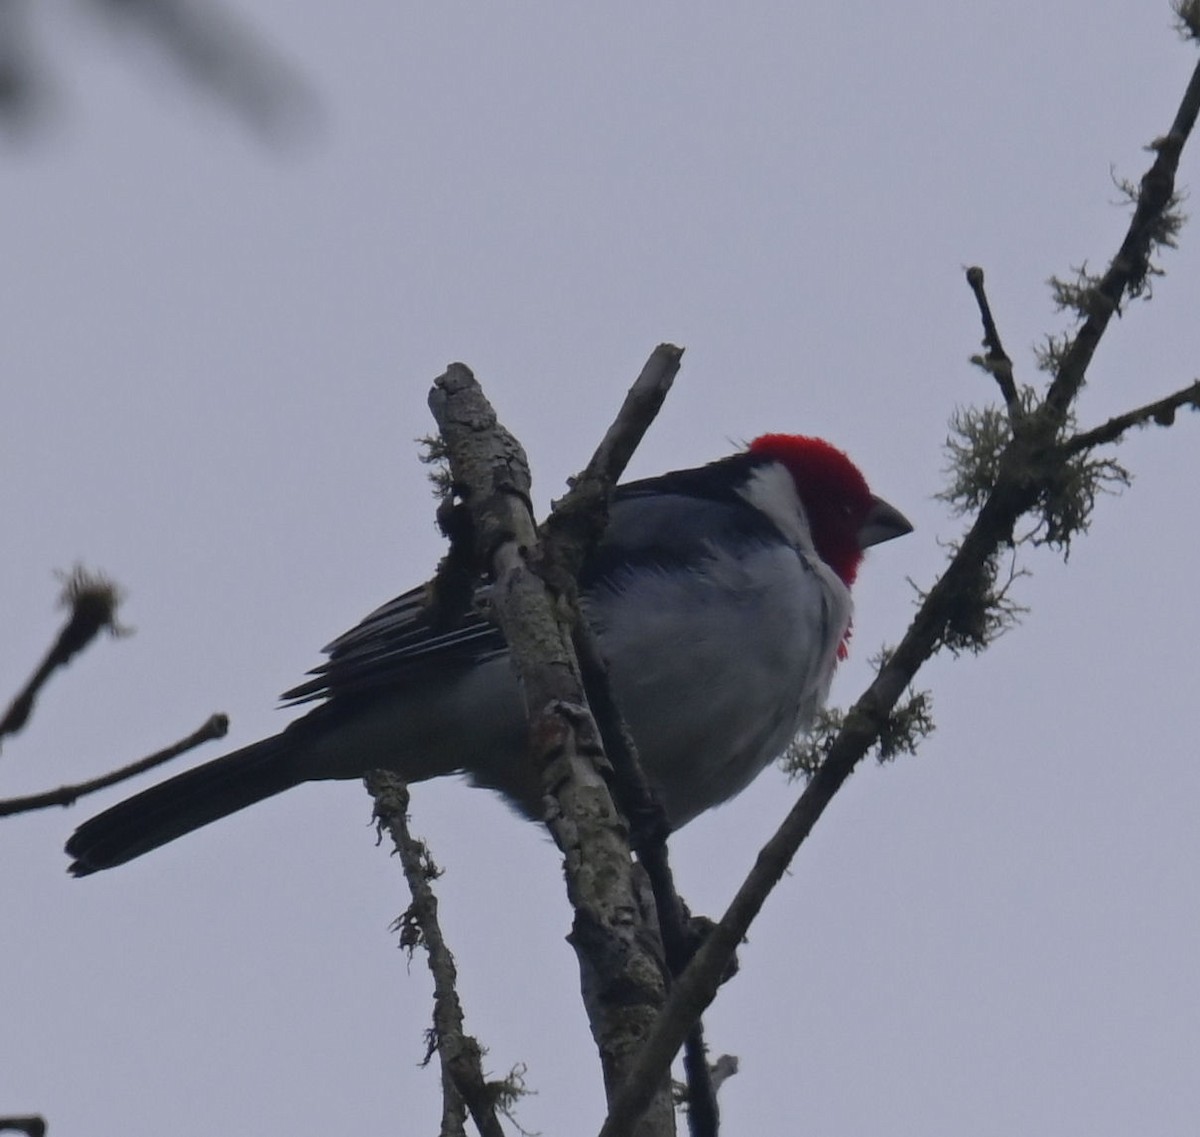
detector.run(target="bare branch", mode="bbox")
[965,266,1024,425]
[542,342,683,583]
[1059,378,1200,455]
[0,714,228,818]
[366,771,509,1137]
[556,344,684,507]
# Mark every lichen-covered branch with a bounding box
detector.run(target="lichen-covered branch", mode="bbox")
[535,344,720,1137]
[366,771,508,1137]
[598,44,1200,1137]
[429,358,677,1137]
[1044,57,1200,419]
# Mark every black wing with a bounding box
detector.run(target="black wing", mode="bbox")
[283,452,779,705]
[280,585,505,704]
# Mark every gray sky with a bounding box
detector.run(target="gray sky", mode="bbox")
[3,3,1198,1134]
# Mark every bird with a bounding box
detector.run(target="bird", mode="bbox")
[66,434,911,875]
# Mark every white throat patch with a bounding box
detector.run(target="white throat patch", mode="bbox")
[736,461,815,552]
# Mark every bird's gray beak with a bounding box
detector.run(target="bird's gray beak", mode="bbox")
[858,495,913,549]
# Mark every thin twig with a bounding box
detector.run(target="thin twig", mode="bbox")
[0,714,229,817]
[429,355,679,1136]
[366,771,507,1137]
[1,567,128,747]
[542,342,684,576]
[559,345,683,498]
[965,266,1023,425]
[1059,378,1200,455]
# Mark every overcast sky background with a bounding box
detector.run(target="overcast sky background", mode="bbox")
[3,3,1199,1134]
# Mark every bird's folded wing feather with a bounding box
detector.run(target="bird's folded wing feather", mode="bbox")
[282,464,780,706]
[280,585,506,704]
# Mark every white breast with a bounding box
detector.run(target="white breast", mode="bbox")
[584,536,850,827]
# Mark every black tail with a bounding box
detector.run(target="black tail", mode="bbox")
[66,734,303,876]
